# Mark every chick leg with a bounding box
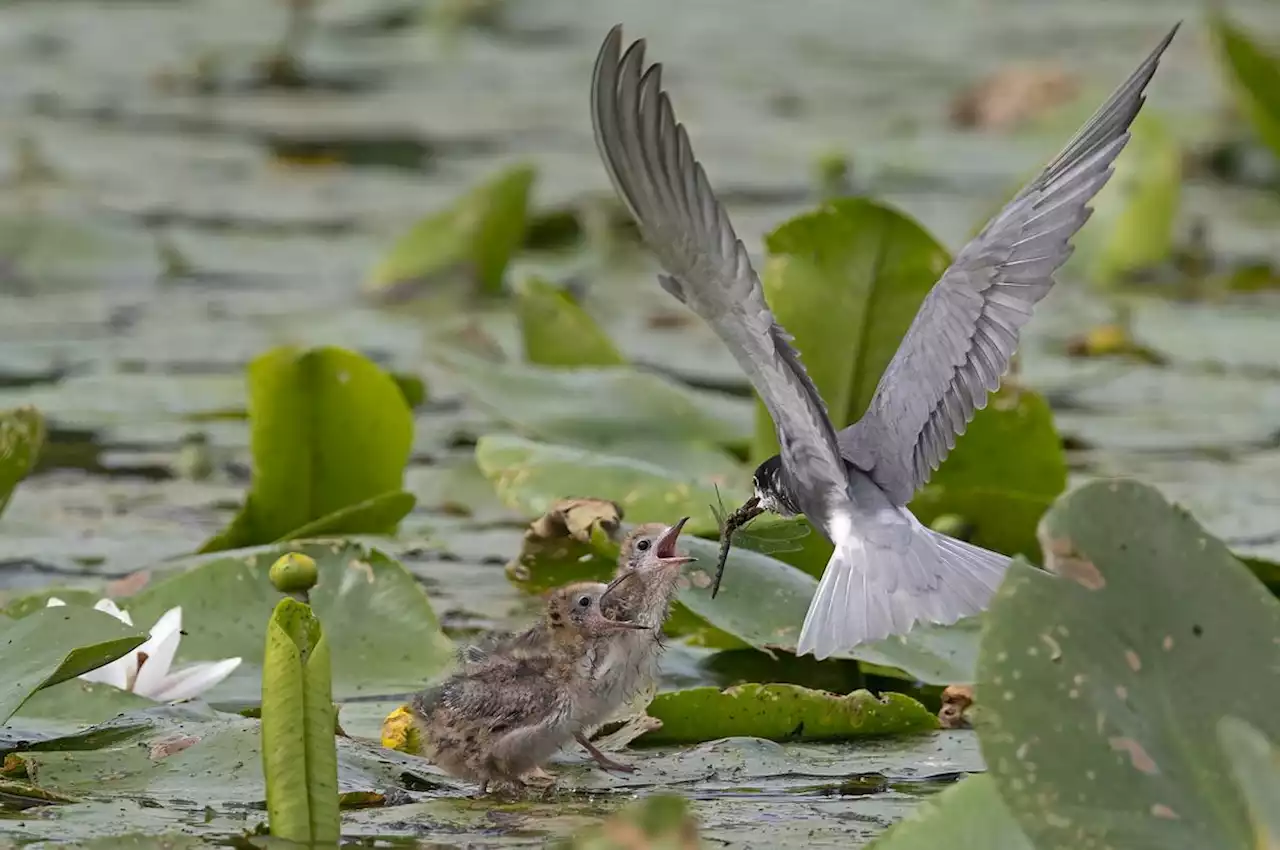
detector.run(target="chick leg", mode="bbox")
[575,732,637,773]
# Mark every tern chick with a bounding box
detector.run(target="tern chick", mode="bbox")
[590,22,1178,659]
[410,576,648,795]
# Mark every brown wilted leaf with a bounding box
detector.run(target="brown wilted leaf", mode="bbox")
[939,684,974,729]
[950,65,1079,131]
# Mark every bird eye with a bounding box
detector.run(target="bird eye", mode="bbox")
[577,596,591,608]
[636,539,651,552]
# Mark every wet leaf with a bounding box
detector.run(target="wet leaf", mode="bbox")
[0,606,145,724]
[640,684,936,744]
[516,276,625,367]
[200,346,414,553]
[0,405,44,516]
[121,541,454,704]
[752,197,949,463]
[261,598,339,844]
[1210,14,1280,159]
[907,386,1065,560]
[867,774,1032,849]
[437,350,751,449]
[555,794,700,849]
[1217,717,1280,850]
[271,490,417,543]
[978,479,1280,850]
[365,163,534,299]
[1072,112,1181,287]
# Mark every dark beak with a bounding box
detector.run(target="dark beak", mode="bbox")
[601,568,640,601]
[654,517,695,567]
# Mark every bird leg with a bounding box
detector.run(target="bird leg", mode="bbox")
[575,732,637,773]
[712,495,763,598]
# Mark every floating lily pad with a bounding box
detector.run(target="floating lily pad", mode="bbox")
[515,276,625,367]
[120,541,454,704]
[553,794,699,849]
[438,351,751,449]
[908,386,1065,560]
[867,774,1033,850]
[978,479,1280,850]
[753,197,949,462]
[0,606,145,724]
[640,684,937,745]
[201,346,415,553]
[0,405,44,517]
[1073,111,1180,287]
[364,164,534,300]
[1210,14,1280,159]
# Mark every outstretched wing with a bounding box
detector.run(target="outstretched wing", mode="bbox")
[591,25,850,521]
[839,24,1179,505]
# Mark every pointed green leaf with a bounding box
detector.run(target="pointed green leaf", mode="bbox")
[1210,14,1280,159]
[272,490,417,543]
[0,405,44,517]
[515,276,626,367]
[200,346,413,553]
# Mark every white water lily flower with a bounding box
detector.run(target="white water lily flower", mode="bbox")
[45,597,241,702]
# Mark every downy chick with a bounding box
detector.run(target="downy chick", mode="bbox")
[410,576,647,795]
[573,518,694,772]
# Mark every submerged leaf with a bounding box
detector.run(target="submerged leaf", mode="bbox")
[1210,14,1280,160]
[0,405,44,517]
[641,684,936,744]
[516,276,626,367]
[867,774,1033,849]
[978,479,1280,850]
[365,163,534,299]
[201,346,414,553]
[0,607,145,724]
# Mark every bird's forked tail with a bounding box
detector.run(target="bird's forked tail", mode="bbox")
[795,515,1011,660]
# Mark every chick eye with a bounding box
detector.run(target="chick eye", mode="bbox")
[636,539,651,552]
[577,596,591,608]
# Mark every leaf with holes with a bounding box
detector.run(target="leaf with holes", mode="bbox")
[977,479,1280,850]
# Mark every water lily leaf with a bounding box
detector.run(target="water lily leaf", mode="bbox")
[554,794,699,849]
[364,164,534,299]
[476,433,741,537]
[851,618,982,686]
[907,386,1065,560]
[0,607,146,724]
[867,774,1033,850]
[0,405,44,516]
[261,598,339,843]
[1072,112,1180,286]
[437,350,751,449]
[515,276,626,367]
[272,490,417,543]
[1210,14,1280,159]
[200,346,414,553]
[1217,717,1280,849]
[0,210,161,292]
[752,197,950,462]
[122,541,454,704]
[977,479,1280,850]
[640,684,936,745]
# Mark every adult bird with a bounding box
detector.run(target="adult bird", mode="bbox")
[590,23,1178,659]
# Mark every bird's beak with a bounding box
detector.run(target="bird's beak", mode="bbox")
[602,568,640,601]
[593,615,651,633]
[654,516,695,567]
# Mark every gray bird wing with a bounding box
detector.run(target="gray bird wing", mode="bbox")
[838,23,1178,506]
[591,26,850,521]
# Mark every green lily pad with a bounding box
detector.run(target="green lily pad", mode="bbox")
[907,386,1065,560]
[640,684,936,745]
[1217,717,1280,849]
[200,346,415,553]
[120,541,454,704]
[364,163,534,299]
[752,197,949,463]
[515,276,626,367]
[0,606,146,724]
[437,350,751,449]
[0,405,44,517]
[867,774,1033,850]
[1210,13,1280,159]
[271,490,417,543]
[977,479,1280,850]
[553,794,698,849]
[1072,111,1180,287]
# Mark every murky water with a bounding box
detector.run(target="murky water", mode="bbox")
[1,0,1279,844]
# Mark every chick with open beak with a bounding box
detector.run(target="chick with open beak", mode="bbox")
[573,518,695,773]
[410,574,648,795]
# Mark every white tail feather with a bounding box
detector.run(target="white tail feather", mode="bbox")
[795,518,1011,660]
